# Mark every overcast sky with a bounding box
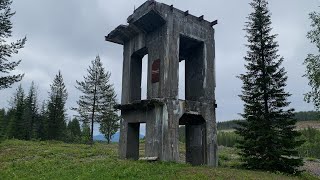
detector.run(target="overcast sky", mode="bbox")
[0,0,319,134]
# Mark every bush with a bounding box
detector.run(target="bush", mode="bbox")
[298,127,320,158]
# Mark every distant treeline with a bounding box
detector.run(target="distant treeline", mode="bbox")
[215,127,320,159]
[218,111,320,131]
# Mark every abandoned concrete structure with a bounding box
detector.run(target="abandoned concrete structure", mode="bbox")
[105,0,218,166]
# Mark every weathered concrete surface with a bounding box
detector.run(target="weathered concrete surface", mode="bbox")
[106,0,218,167]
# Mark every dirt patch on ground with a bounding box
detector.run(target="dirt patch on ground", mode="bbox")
[302,160,320,177]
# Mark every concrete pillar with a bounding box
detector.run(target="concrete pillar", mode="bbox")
[203,105,218,167]
[145,106,162,158]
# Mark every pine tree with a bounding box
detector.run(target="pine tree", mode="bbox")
[304,11,320,110]
[23,82,38,140]
[74,55,116,144]
[46,71,68,140]
[0,0,26,90]
[236,0,303,174]
[7,84,25,139]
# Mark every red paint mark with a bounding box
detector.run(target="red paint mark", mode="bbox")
[152,59,160,83]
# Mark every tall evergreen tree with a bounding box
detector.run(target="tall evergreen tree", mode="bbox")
[46,71,68,140]
[0,108,6,140]
[36,100,48,140]
[23,82,38,140]
[7,84,25,139]
[0,0,26,90]
[236,0,303,174]
[74,56,116,144]
[304,11,320,110]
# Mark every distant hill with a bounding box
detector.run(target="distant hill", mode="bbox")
[218,111,320,131]
[93,132,144,142]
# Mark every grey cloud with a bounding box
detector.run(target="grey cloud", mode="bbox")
[0,0,318,124]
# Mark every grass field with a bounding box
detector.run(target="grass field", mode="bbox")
[0,140,318,180]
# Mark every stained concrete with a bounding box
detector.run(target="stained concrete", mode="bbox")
[106,0,218,166]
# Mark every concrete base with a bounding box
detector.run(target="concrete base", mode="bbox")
[118,99,218,166]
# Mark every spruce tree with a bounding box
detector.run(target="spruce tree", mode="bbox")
[46,71,68,140]
[0,108,6,140]
[74,56,117,144]
[23,82,38,140]
[236,0,303,174]
[37,101,48,140]
[7,84,25,139]
[0,0,26,90]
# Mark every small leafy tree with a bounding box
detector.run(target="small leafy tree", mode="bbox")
[100,111,120,144]
[66,118,81,143]
[81,123,91,144]
[0,0,26,90]
[74,56,117,144]
[304,11,320,110]
[46,71,68,140]
[236,0,303,174]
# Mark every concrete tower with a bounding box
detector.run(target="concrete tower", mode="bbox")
[106,0,218,166]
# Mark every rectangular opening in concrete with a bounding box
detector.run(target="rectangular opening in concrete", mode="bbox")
[141,55,148,100]
[126,122,146,160]
[179,114,206,165]
[130,48,148,102]
[178,125,186,163]
[178,60,185,100]
[179,35,204,101]
[139,123,146,158]
[127,123,140,160]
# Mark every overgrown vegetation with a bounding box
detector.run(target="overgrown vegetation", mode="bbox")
[217,127,320,161]
[0,140,317,180]
[298,127,320,159]
[217,131,241,148]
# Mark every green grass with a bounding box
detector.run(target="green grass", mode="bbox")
[0,140,317,180]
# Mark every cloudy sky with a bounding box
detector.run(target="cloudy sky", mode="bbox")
[0,0,319,133]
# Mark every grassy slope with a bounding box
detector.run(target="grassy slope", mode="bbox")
[296,121,320,130]
[0,140,318,180]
